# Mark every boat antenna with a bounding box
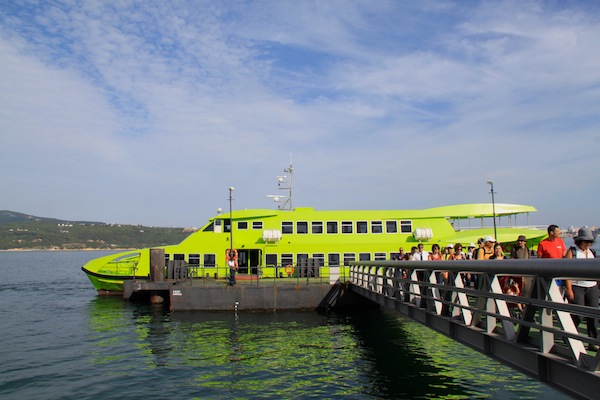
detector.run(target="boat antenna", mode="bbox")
[267,159,293,210]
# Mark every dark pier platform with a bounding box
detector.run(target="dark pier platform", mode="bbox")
[123,278,358,312]
[122,249,367,312]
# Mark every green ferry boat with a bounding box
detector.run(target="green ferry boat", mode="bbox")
[81,202,546,293]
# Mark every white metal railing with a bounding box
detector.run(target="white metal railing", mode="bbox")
[349,259,600,373]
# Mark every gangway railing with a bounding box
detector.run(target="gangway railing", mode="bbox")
[348,258,600,400]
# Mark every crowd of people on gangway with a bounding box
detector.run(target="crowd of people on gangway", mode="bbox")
[394,225,598,351]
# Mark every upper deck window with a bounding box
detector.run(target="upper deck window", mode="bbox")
[374,252,386,260]
[327,221,338,234]
[386,220,398,233]
[252,221,263,230]
[297,221,308,234]
[400,220,412,233]
[357,221,368,234]
[311,221,323,234]
[282,221,293,234]
[371,221,383,234]
[237,221,248,230]
[341,221,353,234]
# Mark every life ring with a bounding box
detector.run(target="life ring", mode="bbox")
[226,249,238,261]
[284,264,294,275]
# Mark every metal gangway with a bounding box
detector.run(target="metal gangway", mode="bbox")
[348,258,600,400]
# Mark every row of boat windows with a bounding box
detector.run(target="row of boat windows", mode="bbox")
[280,220,413,234]
[166,252,401,267]
[216,220,414,234]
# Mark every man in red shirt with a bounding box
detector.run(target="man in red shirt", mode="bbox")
[537,225,567,258]
[537,224,567,287]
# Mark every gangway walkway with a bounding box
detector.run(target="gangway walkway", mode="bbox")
[348,258,600,400]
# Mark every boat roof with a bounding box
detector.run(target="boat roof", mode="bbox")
[214,203,536,221]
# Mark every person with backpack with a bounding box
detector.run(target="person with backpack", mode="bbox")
[564,227,598,351]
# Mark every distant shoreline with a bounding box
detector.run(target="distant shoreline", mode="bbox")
[0,248,133,252]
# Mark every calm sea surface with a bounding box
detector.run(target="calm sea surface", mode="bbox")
[0,251,570,399]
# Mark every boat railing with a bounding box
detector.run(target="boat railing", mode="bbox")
[106,259,139,276]
[454,224,548,231]
[171,262,352,285]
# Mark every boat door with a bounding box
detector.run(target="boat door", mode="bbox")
[237,249,261,275]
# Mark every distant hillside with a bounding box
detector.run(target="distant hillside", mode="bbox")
[0,210,195,250]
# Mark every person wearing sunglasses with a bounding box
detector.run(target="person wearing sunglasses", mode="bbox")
[510,235,531,259]
[564,227,598,351]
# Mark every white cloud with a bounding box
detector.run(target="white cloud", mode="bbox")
[0,0,599,228]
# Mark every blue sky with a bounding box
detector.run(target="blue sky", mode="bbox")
[1,0,599,228]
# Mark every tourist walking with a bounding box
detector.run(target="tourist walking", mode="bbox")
[476,236,496,260]
[411,243,430,261]
[465,243,477,260]
[430,244,442,260]
[537,225,567,259]
[537,224,567,287]
[510,235,531,259]
[564,227,599,351]
[449,243,466,260]
[489,243,505,259]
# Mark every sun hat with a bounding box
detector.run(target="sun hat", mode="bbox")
[446,243,453,248]
[468,243,476,248]
[574,227,595,242]
[483,235,496,243]
[517,235,527,241]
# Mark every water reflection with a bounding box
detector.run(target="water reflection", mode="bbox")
[84,298,566,399]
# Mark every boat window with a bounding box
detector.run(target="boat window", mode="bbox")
[281,253,293,267]
[312,253,325,267]
[297,221,308,234]
[341,221,353,234]
[327,221,338,234]
[400,220,412,233]
[174,254,185,261]
[265,254,277,266]
[359,253,371,261]
[311,221,323,234]
[203,222,214,232]
[282,221,293,234]
[386,220,398,233]
[224,219,232,233]
[204,254,216,267]
[252,221,263,230]
[237,221,248,230]
[343,253,356,266]
[189,254,200,265]
[164,253,170,266]
[328,253,340,267]
[374,252,386,260]
[371,221,383,234]
[357,221,368,234]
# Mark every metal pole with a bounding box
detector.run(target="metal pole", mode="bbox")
[487,181,497,241]
[229,187,234,251]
